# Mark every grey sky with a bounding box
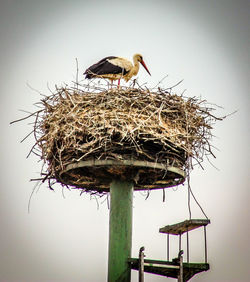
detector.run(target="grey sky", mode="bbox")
[0,1,249,281]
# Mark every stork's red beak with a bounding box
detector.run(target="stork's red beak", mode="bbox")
[140,60,151,76]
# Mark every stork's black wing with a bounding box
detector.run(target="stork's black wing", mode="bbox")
[84,56,129,78]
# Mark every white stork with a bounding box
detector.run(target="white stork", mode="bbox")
[84,53,151,85]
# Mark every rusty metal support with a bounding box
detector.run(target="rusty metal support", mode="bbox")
[177,250,184,282]
[204,226,208,263]
[179,234,182,252]
[139,247,145,282]
[167,234,170,261]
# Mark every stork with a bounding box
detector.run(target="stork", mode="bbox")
[84,53,151,86]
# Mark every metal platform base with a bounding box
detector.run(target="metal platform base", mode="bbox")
[128,258,209,281]
[58,159,185,191]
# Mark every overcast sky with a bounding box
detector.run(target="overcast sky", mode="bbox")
[0,1,249,282]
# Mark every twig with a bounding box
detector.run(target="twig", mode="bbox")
[152,75,169,89]
[165,79,184,92]
[75,58,79,89]
[10,110,42,125]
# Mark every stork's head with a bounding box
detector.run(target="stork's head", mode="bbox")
[133,53,151,76]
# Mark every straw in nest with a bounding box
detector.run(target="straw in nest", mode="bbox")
[13,81,223,193]
[11,79,227,194]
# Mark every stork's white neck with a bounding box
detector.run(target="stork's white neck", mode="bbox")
[133,57,140,67]
[131,57,140,76]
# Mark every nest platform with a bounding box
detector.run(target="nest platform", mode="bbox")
[28,83,219,193]
[59,159,185,191]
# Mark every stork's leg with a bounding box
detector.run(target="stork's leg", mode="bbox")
[118,79,121,88]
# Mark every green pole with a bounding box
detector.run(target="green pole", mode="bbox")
[108,179,134,282]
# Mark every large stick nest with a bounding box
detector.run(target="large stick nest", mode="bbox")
[25,82,222,193]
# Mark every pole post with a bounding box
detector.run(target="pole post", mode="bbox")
[108,179,134,282]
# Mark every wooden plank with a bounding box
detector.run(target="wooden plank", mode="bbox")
[159,219,210,235]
